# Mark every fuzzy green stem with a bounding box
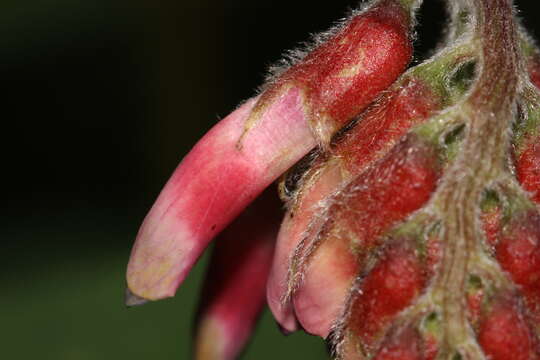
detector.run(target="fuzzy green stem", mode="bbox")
[429,0,520,359]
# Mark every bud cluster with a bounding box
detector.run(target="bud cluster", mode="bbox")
[125,0,540,359]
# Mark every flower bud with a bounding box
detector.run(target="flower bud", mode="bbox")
[193,190,280,360]
[126,0,417,302]
[478,295,536,360]
[272,134,440,337]
[268,73,444,333]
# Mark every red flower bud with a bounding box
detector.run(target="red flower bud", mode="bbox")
[496,211,540,321]
[257,0,414,143]
[268,77,442,333]
[126,0,417,302]
[193,190,280,360]
[372,326,423,360]
[347,243,425,352]
[272,135,440,337]
[478,295,536,360]
[516,141,540,204]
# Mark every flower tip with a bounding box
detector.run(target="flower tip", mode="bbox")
[276,321,295,336]
[194,317,229,360]
[125,287,150,307]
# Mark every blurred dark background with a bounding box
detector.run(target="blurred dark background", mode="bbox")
[2,0,539,359]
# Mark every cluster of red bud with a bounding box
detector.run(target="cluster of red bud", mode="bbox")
[125,0,540,359]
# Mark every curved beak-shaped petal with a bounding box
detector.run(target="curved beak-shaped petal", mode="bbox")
[127,89,315,301]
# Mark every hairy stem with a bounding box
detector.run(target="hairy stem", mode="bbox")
[429,0,520,358]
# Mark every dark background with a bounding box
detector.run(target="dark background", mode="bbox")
[2,0,539,359]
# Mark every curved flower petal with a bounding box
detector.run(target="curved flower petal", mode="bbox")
[126,89,314,301]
